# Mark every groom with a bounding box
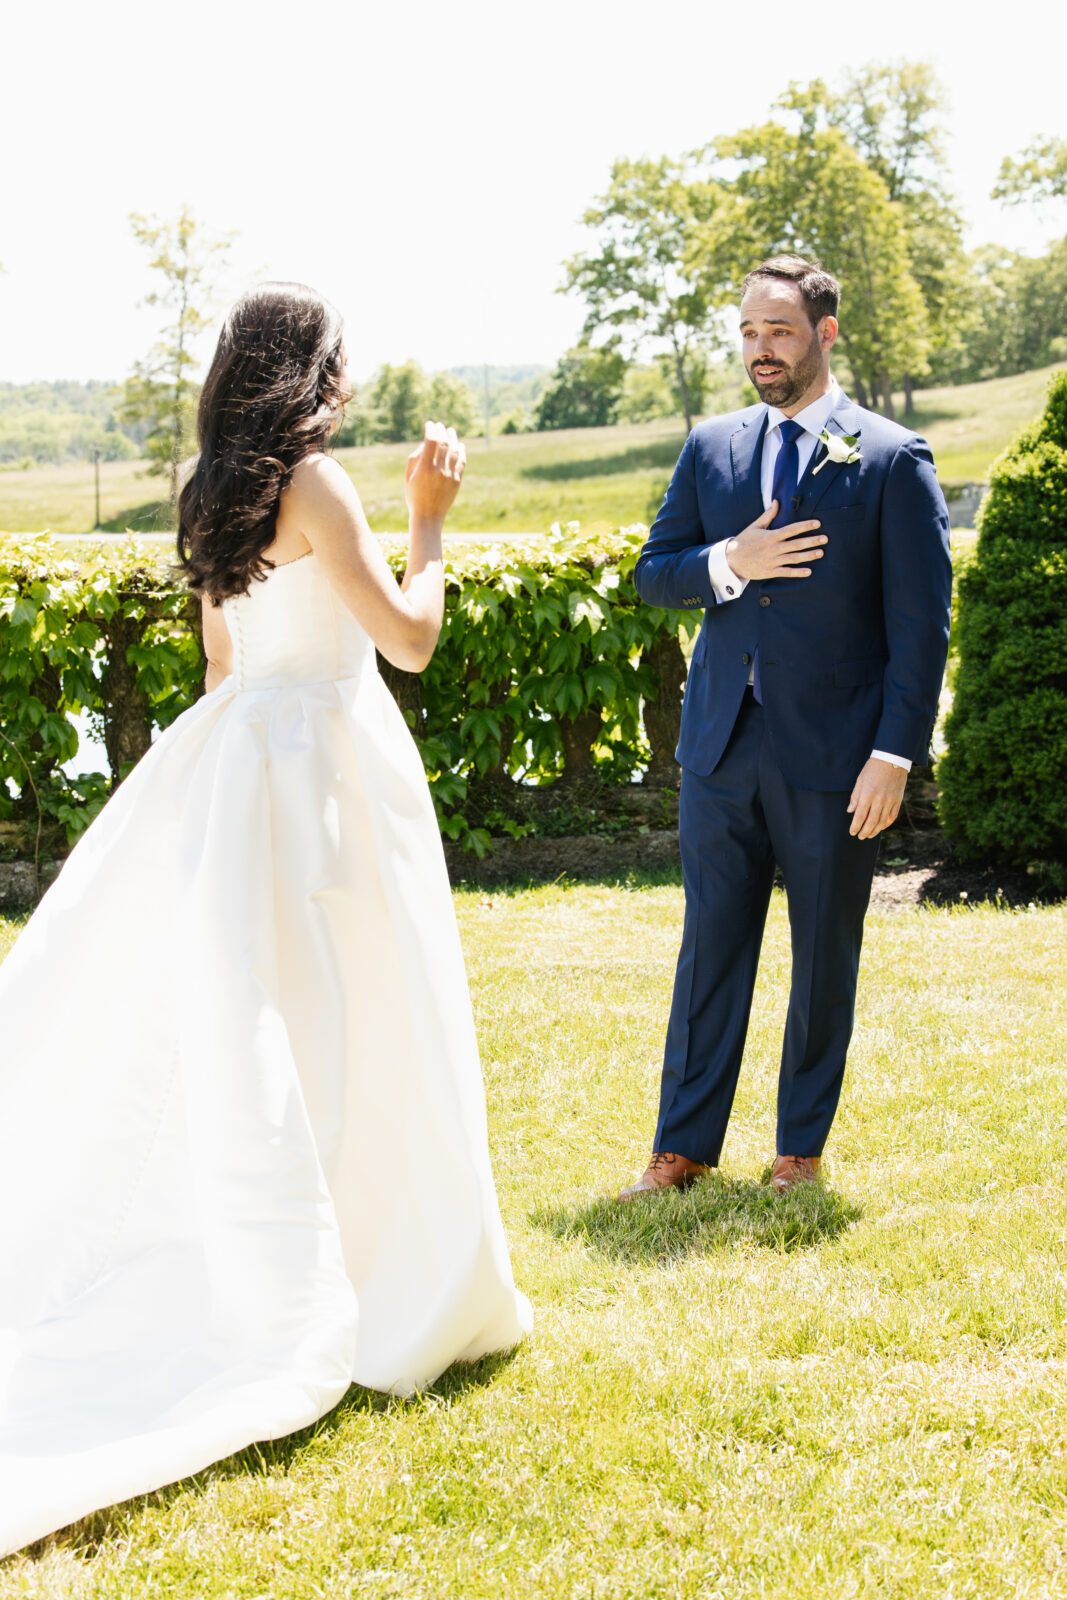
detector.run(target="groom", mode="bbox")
[623,255,952,1198]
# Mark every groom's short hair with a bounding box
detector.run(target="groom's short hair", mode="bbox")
[743,255,840,326]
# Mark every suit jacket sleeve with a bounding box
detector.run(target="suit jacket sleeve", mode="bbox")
[633,434,717,612]
[873,436,953,764]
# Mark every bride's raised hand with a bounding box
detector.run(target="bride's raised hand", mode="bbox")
[405,421,466,525]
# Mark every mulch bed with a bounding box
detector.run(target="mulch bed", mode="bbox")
[1,824,1058,914]
[867,827,1057,911]
[445,825,1061,911]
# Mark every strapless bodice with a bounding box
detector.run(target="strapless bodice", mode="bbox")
[222,553,374,690]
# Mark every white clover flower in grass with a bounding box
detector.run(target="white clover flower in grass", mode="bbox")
[811,428,862,473]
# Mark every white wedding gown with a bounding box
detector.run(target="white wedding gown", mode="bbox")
[0,552,531,1555]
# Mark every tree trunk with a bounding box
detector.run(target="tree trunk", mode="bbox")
[903,374,915,419]
[879,371,896,422]
[642,631,686,784]
[851,372,871,411]
[171,279,190,504]
[377,654,425,737]
[557,708,602,787]
[100,611,154,783]
[674,347,693,432]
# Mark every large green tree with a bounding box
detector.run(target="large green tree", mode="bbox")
[994,137,1067,205]
[364,361,478,443]
[533,342,626,431]
[562,158,731,429]
[119,207,233,500]
[703,90,929,416]
[824,63,972,411]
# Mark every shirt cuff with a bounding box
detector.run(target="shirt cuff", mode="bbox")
[871,749,912,772]
[707,540,747,603]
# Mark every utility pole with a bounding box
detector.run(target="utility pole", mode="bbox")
[482,288,491,448]
[483,359,491,449]
[92,449,102,530]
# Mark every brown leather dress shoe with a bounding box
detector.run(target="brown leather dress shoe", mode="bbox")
[769,1154,821,1193]
[618,1151,711,1201]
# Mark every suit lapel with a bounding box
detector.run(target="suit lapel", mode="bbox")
[795,394,864,517]
[729,407,769,526]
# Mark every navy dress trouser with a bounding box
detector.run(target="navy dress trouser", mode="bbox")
[655,691,880,1165]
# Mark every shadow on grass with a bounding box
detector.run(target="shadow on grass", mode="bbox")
[898,405,965,430]
[99,501,174,534]
[532,1171,862,1265]
[21,1349,518,1563]
[521,438,686,482]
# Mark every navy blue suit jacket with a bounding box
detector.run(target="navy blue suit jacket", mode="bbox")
[634,392,953,791]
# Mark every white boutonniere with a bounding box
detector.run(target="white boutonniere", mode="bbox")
[811,428,862,474]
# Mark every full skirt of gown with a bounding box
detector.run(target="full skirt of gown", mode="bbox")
[0,553,531,1555]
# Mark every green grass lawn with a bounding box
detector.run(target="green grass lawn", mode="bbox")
[3,882,1065,1597]
[897,364,1066,485]
[3,365,1062,537]
[0,458,173,537]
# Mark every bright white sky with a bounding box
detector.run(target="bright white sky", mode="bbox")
[2,0,1064,386]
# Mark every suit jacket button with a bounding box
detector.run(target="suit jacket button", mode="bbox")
[759,595,771,608]
[742,652,751,665]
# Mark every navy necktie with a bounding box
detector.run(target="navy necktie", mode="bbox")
[770,418,805,527]
[753,418,805,705]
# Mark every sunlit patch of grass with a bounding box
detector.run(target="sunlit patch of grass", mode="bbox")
[2,887,1065,1597]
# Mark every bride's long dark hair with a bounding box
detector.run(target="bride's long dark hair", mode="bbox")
[178,282,349,602]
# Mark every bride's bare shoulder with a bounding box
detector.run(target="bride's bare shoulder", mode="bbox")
[287,452,354,507]
[278,454,369,556]
[279,454,364,545]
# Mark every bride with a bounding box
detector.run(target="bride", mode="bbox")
[0,282,531,1556]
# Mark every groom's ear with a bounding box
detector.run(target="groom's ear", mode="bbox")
[817,314,839,353]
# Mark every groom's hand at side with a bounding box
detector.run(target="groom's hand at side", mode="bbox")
[724,501,827,581]
[847,758,908,839]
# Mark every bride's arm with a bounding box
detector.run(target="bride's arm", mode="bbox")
[201,596,234,692]
[286,422,465,673]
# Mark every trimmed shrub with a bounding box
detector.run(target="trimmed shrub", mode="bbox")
[0,537,201,857]
[938,371,1067,887]
[0,529,696,860]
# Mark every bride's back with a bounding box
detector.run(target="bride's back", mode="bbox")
[222,552,373,693]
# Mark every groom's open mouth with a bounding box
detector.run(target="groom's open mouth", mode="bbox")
[753,364,786,382]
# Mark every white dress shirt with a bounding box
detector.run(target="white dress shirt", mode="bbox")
[706,382,911,772]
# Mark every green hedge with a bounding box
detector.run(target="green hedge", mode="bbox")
[938,373,1067,888]
[0,529,697,859]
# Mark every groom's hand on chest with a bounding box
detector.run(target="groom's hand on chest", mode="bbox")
[724,501,827,583]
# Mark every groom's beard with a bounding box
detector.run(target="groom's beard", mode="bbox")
[746,332,823,408]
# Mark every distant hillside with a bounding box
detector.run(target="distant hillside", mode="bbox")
[0,379,140,466]
[0,379,119,419]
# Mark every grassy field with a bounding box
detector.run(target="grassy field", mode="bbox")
[2,881,1065,1598]
[1,364,1062,537]
[894,365,1065,484]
